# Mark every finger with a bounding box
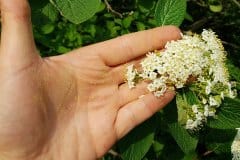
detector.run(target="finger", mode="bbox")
[0,0,39,64]
[110,57,143,84]
[94,26,181,66]
[117,82,149,107]
[115,91,175,139]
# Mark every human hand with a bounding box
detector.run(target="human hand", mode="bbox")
[0,0,181,159]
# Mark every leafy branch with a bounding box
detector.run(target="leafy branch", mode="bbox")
[231,0,240,8]
[104,0,123,18]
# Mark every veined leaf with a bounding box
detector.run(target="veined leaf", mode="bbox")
[176,93,189,125]
[204,128,237,154]
[50,0,101,24]
[138,0,155,13]
[208,98,240,129]
[227,61,240,82]
[154,0,186,26]
[118,116,156,160]
[42,2,59,22]
[168,123,198,154]
[30,0,58,24]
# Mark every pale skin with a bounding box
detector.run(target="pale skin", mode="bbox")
[0,0,181,159]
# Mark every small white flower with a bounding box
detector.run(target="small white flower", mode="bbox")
[229,89,238,99]
[126,29,237,131]
[192,105,198,114]
[209,96,220,107]
[221,92,225,100]
[226,82,237,98]
[186,119,194,130]
[204,105,209,117]
[126,64,138,89]
[204,105,209,111]
[205,81,212,95]
[202,98,207,104]
[147,83,156,92]
[204,110,209,117]
[196,112,204,121]
[154,90,164,97]
[149,72,157,80]
[208,111,215,117]
[232,128,240,160]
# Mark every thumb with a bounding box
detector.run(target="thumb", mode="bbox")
[0,0,40,66]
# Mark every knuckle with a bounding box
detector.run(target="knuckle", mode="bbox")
[165,25,182,38]
[140,96,156,115]
[117,35,135,60]
[15,3,31,21]
[126,108,138,127]
[2,0,31,21]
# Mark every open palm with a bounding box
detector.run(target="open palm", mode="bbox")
[0,0,181,159]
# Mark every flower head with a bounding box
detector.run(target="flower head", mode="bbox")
[125,29,237,130]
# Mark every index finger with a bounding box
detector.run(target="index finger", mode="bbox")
[85,26,181,66]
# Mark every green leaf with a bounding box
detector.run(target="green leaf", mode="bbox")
[154,0,186,26]
[136,22,146,31]
[185,89,200,105]
[209,4,223,12]
[168,123,198,154]
[50,0,101,24]
[56,46,70,54]
[138,0,155,10]
[153,141,164,154]
[208,0,223,12]
[41,2,59,22]
[182,152,198,160]
[206,142,233,155]
[204,128,237,154]
[106,21,115,29]
[96,1,106,13]
[41,24,55,34]
[205,128,237,143]
[122,16,134,28]
[184,12,193,22]
[208,98,240,129]
[227,61,240,82]
[176,93,189,125]
[176,90,200,125]
[114,19,122,26]
[163,98,178,124]
[30,0,58,25]
[118,116,156,160]
[158,136,184,159]
[138,0,155,13]
[84,24,96,37]
[228,62,240,90]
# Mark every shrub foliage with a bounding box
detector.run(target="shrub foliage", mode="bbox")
[30,0,240,159]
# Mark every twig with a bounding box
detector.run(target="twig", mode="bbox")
[222,41,240,50]
[108,149,121,157]
[187,17,209,31]
[104,0,123,18]
[203,150,214,156]
[232,0,240,9]
[189,0,207,7]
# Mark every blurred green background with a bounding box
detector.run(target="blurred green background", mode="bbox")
[30,0,240,69]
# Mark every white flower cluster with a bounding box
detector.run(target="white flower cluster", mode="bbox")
[126,64,138,89]
[232,128,240,160]
[126,29,237,130]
